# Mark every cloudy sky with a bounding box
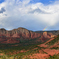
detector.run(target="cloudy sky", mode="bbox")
[0,0,59,31]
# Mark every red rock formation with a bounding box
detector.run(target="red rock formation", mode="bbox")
[43,32,47,38]
[0,27,41,44]
[43,32,51,39]
[39,32,55,42]
[0,28,40,38]
[0,28,54,44]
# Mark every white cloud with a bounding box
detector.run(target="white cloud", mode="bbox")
[0,0,59,31]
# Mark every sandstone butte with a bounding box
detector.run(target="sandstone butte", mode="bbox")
[0,27,54,44]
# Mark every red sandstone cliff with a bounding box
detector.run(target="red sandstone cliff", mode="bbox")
[0,28,40,44]
[0,28,54,44]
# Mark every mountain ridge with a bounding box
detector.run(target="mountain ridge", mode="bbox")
[0,27,56,44]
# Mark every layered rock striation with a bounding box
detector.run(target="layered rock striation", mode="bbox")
[0,27,54,44]
[0,27,40,44]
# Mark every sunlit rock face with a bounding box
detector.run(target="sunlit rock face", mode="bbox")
[0,28,55,44]
[39,31,55,42]
[0,27,40,38]
[43,32,47,38]
[0,27,41,44]
[43,31,54,39]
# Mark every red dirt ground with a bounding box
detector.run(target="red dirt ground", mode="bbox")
[28,36,59,59]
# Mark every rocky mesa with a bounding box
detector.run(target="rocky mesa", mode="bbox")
[0,27,55,44]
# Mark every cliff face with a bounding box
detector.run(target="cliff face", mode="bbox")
[40,31,55,42]
[0,28,40,39]
[0,28,40,44]
[0,28,54,44]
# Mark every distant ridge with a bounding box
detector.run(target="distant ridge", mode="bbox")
[0,27,56,44]
[35,30,59,35]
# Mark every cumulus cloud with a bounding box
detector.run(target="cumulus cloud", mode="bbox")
[0,0,59,31]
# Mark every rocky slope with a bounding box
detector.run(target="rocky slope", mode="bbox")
[0,35,58,59]
[0,27,55,44]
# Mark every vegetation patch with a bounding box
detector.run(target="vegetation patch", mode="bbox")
[46,35,59,45]
[48,54,59,59]
[51,47,59,49]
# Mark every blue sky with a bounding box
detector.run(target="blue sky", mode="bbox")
[0,0,5,3]
[30,0,55,5]
[0,0,55,4]
[0,0,59,31]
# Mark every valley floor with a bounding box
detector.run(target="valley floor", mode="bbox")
[0,36,59,59]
